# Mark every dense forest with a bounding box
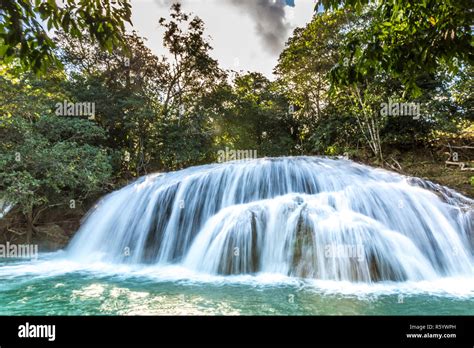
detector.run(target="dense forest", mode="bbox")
[0,1,472,247]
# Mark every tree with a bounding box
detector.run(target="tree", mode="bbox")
[0,0,132,72]
[319,0,473,96]
[212,72,295,157]
[275,10,348,124]
[56,4,227,173]
[154,3,227,169]
[275,10,356,155]
[0,68,112,241]
[57,31,167,177]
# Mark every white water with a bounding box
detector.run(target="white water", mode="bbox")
[67,157,474,283]
[1,255,473,298]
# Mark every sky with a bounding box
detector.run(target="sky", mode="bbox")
[128,0,316,78]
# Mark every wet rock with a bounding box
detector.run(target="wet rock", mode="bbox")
[35,224,69,251]
[289,210,316,278]
[217,211,260,275]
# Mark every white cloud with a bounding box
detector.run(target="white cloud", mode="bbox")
[128,0,314,78]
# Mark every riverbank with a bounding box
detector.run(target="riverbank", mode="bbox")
[367,150,474,197]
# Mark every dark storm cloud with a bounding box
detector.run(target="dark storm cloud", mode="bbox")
[154,0,292,54]
[229,0,291,54]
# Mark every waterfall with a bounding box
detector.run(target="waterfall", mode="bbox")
[67,157,473,282]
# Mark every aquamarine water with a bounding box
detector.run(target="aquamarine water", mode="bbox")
[2,157,473,315]
[0,254,472,315]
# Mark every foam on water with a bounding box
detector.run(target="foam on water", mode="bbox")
[1,253,473,298]
[65,157,473,283]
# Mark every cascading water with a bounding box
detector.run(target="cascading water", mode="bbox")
[67,157,473,283]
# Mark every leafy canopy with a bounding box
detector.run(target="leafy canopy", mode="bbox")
[319,0,473,96]
[0,0,132,72]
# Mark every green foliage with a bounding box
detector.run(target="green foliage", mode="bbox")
[275,10,348,120]
[0,0,132,73]
[450,65,474,119]
[0,114,112,230]
[319,0,473,96]
[1,0,473,241]
[0,68,112,237]
[213,72,296,157]
[276,6,473,166]
[56,4,227,174]
[275,10,358,154]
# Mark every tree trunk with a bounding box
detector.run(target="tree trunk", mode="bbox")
[26,210,34,244]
